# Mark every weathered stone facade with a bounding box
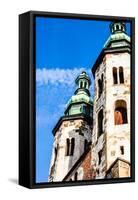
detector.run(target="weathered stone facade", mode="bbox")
[92,52,130,178]
[63,147,94,181]
[48,21,131,182]
[49,119,92,182]
[106,158,130,178]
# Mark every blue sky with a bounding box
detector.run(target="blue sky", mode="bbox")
[35,17,130,183]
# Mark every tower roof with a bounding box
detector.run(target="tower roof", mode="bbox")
[64,71,93,115]
[52,71,93,135]
[104,21,130,48]
[92,21,130,76]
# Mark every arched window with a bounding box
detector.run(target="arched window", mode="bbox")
[113,67,118,84]
[70,138,75,156]
[113,67,125,85]
[97,74,103,98]
[116,24,119,30]
[66,138,70,156]
[119,67,124,83]
[84,81,87,88]
[80,81,83,88]
[98,109,103,137]
[74,172,78,181]
[114,100,128,125]
[66,138,75,156]
[84,139,88,151]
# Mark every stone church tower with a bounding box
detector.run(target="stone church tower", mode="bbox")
[48,71,93,182]
[48,21,131,182]
[91,21,131,178]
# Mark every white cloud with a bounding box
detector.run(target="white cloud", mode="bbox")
[36,67,87,86]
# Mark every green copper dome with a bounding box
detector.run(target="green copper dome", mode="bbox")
[67,92,93,105]
[104,21,130,48]
[64,71,93,117]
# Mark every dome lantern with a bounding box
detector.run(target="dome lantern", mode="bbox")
[64,71,93,118]
[110,21,126,34]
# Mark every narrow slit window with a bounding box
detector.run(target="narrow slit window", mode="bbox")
[84,139,88,151]
[98,109,103,137]
[116,24,119,30]
[98,79,103,98]
[70,138,75,156]
[66,138,70,156]
[74,172,78,181]
[119,67,124,83]
[113,67,118,84]
[120,146,124,155]
[84,81,87,88]
[80,81,83,88]
[98,150,102,165]
[54,147,57,162]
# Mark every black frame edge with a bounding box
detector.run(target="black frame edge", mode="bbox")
[19,12,33,188]
[21,10,135,21]
[19,11,135,189]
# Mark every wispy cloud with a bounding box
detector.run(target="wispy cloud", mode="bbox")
[36,67,87,86]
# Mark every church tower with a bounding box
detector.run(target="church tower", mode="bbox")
[48,71,93,182]
[91,21,131,178]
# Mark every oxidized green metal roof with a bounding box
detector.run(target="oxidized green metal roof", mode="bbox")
[104,32,130,48]
[92,22,131,76]
[64,71,93,115]
[67,91,93,106]
[66,71,93,107]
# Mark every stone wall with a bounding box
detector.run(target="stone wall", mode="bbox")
[48,119,92,182]
[105,52,130,170]
[92,57,106,178]
[49,50,131,182]
[106,159,130,178]
[92,51,130,179]
[65,148,94,181]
